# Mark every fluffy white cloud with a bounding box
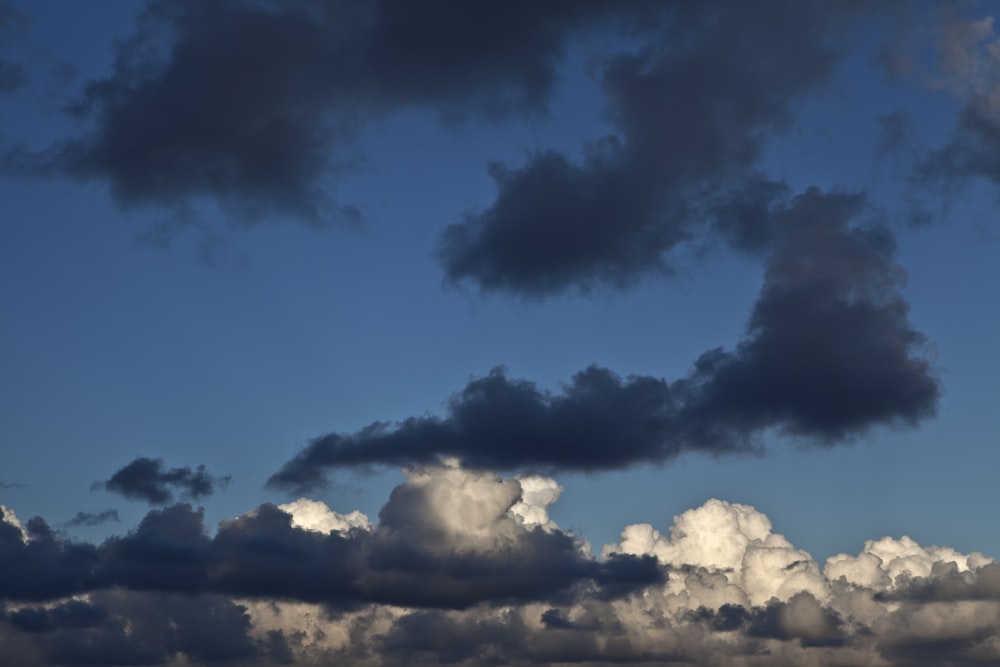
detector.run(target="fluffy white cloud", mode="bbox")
[508,475,562,531]
[277,497,373,535]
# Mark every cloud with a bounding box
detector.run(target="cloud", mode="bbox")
[97,457,230,505]
[3,473,1000,665]
[271,188,939,490]
[63,510,120,528]
[438,1,899,296]
[2,466,660,610]
[3,0,658,225]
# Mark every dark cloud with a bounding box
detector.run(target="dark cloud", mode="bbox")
[272,188,939,490]
[7,600,108,634]
[3,591,262,666]
[692,593,846,647]
[5,0,658,225]
[98,457,230,505]
[63,510,120,528]
[877,561,1000,603]
[0,516,98,601]
[4,469,660,610]
[439,1,897,296]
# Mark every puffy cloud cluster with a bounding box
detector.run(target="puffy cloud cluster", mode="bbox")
[3,466,999,666]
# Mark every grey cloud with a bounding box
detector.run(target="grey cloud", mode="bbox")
[3,591,262,666]
[3,488,1000,666]
[439,1,896,296]
[98,457,230,505]
[3,468,661,610]
[0,516,99,601]
[5,0,657,225]
[272,189,939,490]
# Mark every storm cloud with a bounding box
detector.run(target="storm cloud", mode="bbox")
[271,188,939,491]
[98,457,230,505]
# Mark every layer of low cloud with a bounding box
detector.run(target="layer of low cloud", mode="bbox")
[271,188,939,491]
[97,457,230,505]
[3,466,999,666]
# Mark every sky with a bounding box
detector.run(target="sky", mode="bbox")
[2,1,1000,665]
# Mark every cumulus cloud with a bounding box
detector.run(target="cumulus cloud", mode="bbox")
[277,497,372,535]
[97,457,230,505]
[3,470,1000,665]
[2,465,659,610]
[271,188,939,490]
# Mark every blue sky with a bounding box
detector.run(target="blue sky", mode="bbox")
[2,2,1000,665]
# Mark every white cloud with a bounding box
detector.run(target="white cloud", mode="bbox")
[277,497,373,535]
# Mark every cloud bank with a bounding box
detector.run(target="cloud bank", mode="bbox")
[3,465,999,666]
[271,188,939,491]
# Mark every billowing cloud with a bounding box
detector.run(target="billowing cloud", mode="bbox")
[3,469,1000,665]
[271,188,939,491]
[97,457,230,505]
[438,1,899,296]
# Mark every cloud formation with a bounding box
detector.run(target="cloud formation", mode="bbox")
[438,1,897,296]
[98,457,230,505]
[6,471,996,666]
[3,465,659,610]
[4,0,660,225]
[271,188,939,491]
